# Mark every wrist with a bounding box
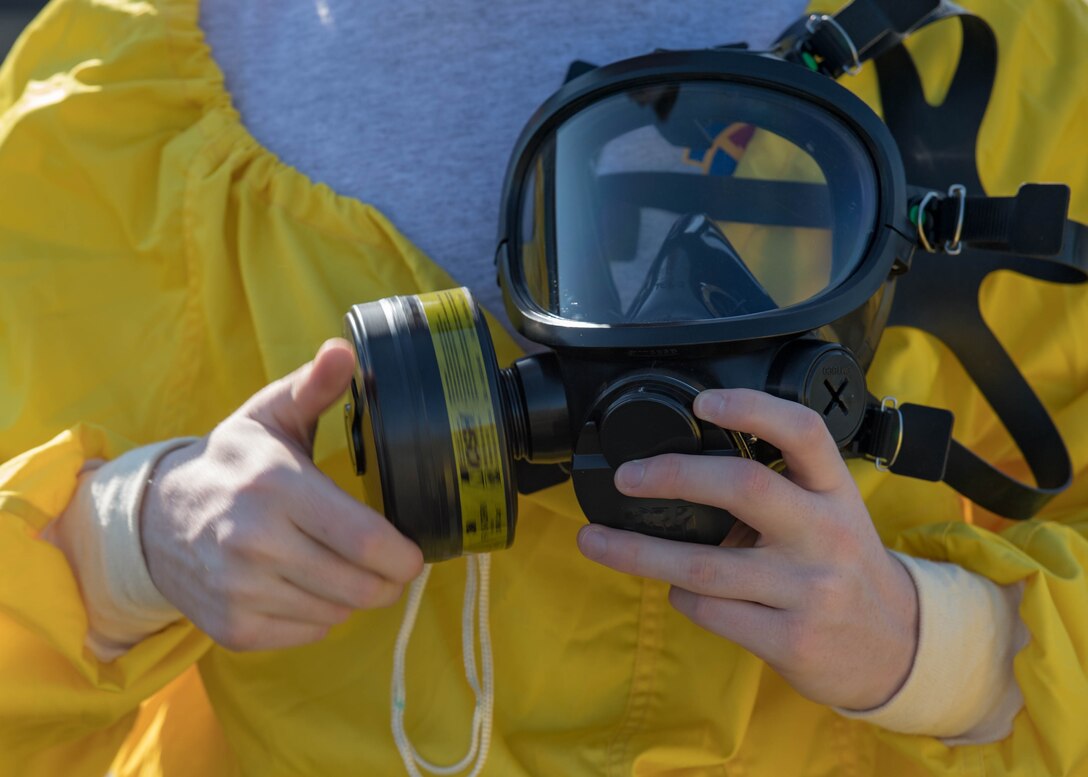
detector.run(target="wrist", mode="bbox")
[842,550,920,710]
[834,551,1025,741]
[139,441,201,597]
[44,439,197,660]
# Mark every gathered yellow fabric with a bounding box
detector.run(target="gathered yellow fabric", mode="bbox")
[1,0,1086,774]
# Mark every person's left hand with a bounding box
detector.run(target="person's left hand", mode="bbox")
[576,388,918,711]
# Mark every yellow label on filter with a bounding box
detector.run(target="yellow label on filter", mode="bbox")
[418,288,508,553]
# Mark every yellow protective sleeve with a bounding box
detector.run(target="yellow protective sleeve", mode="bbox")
[0,427,211,776]
[0,3,218,772]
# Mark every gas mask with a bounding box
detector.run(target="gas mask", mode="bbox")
[343,0,1086,562]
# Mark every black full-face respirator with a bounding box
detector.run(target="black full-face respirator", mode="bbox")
[343,0,1087,562]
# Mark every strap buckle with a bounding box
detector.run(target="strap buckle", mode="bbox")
[869,396,903,472]
[913,182,1070,257]
[915,191,940,253]
[914,183,966,254]
[805,14,863,75]
[944,184,967,255]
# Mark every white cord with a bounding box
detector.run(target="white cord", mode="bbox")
[391,554,494,777]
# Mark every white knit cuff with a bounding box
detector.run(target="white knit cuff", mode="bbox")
[836,551,1027,744]
[46,438,197,661]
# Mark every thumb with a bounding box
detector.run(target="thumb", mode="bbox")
[244,338,357,453]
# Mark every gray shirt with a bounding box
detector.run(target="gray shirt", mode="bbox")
[198,0,808,334]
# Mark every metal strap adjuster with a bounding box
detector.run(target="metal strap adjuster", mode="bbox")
[944,184,967,255]
[915,191,940,253]
[871,396,903,473]
[805,14,862,76]
[915,184,967,254]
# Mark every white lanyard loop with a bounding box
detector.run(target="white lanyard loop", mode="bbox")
[391,554,494,777]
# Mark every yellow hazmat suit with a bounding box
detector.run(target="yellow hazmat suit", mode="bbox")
[0,0,1086,774]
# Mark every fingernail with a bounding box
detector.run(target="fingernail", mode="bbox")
[578,527,607,559]
[617,460,645,488]
[694,391,725,418]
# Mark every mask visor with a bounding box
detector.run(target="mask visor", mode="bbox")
[515,79,880,325]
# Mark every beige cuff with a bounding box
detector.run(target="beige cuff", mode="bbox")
[836,551,1028,744]
[41,438,197,661]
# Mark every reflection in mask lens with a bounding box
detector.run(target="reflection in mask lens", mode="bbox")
[518,81,878,324]
[623,213,777,323]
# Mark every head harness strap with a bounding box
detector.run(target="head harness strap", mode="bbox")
[792,1,1088,519]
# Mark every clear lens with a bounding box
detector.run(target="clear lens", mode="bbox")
[516,80,879,324]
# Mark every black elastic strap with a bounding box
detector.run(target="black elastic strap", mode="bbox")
[851,399,953,482]
[1057,220,1088,276]
[917,183,1072,257]
[852,389,1068,520]
[887,245,1080,518]
[944,441,1066,521]
[862,2,1084,519]
[875,11,992,190]
[891,404,954,482]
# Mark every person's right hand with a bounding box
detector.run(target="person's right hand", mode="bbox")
[141,338,424,652]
